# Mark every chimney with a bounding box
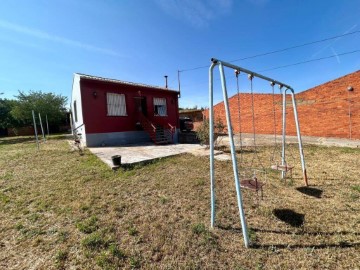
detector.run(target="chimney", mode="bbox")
[164,75,168,89]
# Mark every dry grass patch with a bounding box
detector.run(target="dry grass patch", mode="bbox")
[0,136,359,269]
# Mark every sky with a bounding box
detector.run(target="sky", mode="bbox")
[0,0,359,109]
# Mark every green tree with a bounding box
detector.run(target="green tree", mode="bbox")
[11,90,68,126]
[196,118,225,146]
[0,98,19,129]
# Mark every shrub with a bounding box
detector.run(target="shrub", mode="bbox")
[196,118,225,146]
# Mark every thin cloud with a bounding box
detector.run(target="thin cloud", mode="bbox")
[311,24,358,58]
[155,0,233,28]
[331,47,340,64]
[0,20,125,57]
[0,35,54,52]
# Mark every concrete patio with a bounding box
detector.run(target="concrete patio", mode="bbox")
[88,143,228,169]
[85,133,359,169]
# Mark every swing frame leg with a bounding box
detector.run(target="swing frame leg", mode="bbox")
[283,88,309,186]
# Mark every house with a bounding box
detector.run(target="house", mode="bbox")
[71,73,180,147]
[205,70,360,139]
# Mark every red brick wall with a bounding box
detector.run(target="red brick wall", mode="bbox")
[7,126,35,136]
[205,70,360,139]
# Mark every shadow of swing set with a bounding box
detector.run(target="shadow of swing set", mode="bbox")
[208,58,309,248]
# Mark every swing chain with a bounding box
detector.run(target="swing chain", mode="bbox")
[235,70,243,164]
[270,82,278,163]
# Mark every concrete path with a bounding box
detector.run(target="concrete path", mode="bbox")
[87,133,358,169]
[88,143,214,169]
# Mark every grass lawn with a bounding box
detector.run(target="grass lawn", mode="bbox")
[0,135,359,269]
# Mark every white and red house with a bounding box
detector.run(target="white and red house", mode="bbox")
[71,73,180,147]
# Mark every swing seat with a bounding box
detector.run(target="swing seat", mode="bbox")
[240,177,265,198]
[271,164,293,172]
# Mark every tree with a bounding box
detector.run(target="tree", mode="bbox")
[0,98,19,129]
[196,118,225,147]
[11,90,68,126]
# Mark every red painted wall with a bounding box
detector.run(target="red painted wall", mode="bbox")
[80,79,179,134]
[205,70,360,139]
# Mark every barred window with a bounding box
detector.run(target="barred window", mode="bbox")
[153,98,167,116]
[107,93,127,116]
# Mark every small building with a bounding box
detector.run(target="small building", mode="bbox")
[71,73,180,147]
[179,109,204,131]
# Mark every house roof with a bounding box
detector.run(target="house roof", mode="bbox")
[75,73,179,93]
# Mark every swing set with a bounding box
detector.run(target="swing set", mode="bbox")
[208,58,308,248]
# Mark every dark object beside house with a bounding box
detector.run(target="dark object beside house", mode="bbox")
[178,132,199,144]
[179,117,194,132]
[111,155,121,166]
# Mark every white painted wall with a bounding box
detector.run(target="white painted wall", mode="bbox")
[71,74,86,145]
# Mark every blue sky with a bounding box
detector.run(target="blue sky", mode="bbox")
[0,0,359,108]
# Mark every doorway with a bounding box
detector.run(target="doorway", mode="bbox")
[135,97,147,116]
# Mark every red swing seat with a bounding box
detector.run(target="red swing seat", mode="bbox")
[240,177,265,199]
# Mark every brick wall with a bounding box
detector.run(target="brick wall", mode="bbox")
[205,70,360,139]
[7,126,35,136]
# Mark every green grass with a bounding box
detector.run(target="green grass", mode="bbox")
[76,216,99,234]
[81,232,107,250]
[128,225,139,236]
[54,249,68,268]
[0,135,359,269]
[192,223,207,235]
[0,191,10,204]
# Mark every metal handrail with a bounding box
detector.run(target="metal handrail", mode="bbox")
[73,123,85,133]
[139,114,156,132]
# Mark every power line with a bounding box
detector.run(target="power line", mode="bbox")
[179,30,360,73]
[179,49,360,88]
[260,49,360,72]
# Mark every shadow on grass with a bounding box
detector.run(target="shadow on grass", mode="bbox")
[217,226,360,249]
[273,209,304,227]
[47,134,71,140]
[0,137,35,145]
[296,186,323,198]
[113,154,184,171]
[251,242,360,249]
[219,226,360,236]
[251,228,360,236]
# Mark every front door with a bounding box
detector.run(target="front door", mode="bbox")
[135,97,147,116]
[141,97,147,116]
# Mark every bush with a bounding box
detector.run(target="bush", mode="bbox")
[196,118,225,147]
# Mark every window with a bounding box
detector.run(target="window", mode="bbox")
[107,93,127,116]
[153,98,167,116]
[73,100,78,122]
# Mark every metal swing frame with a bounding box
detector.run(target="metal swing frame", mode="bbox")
[209,58,308,248]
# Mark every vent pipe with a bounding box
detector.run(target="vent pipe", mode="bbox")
[164,75,168,89]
